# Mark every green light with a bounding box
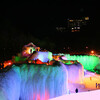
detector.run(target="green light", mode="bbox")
[13,56,27,62]
[65,54,99,71]
[60,60,78,65]
[48,52,53,61]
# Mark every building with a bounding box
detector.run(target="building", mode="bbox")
[67,17,89,32]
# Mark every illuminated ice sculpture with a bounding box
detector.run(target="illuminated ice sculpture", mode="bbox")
[65,63,84,83]
[22,42,40,57]
[31,51,53,62]
[0,43,87,100]
[0,63,68,100]
[21,43,53,63]
[65,54,99,71]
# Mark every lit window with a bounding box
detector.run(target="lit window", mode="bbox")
[85,17,89,20]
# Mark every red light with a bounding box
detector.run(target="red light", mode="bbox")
[8,62,11,65]
[3,60,13,68]
[36,59,44,64]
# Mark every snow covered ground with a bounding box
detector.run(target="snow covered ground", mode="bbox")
[68,70,100,93]
[50,89,100,100]
[50,70,100,100]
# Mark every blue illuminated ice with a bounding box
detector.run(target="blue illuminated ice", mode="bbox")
[0,66,21,100]
[0,62,68,100]
[65,63,84,83]
[32,51,53,62]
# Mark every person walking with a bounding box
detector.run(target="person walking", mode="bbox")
[75,88,78,93]
[96,83,98,88]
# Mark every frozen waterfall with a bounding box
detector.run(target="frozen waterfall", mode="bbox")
[0,62,68,100]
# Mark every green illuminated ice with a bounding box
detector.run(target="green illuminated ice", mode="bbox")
[65,54,99,71]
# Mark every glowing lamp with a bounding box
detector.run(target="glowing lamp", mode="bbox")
[91,50,94,54]
[3,60,13,68]
[85,17,89,20]
[22,47,35,57]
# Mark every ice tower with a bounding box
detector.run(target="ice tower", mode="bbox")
[0,43,85,100]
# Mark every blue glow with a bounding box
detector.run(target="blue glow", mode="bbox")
[65,63,84,83]
[0,63,68,99]
[33,51,53,62]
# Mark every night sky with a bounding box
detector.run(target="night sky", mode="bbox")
[0,0,100,60]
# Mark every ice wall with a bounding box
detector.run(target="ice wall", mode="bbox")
[0,66,21,100]
[65,63,84,83]
[0,62,68,100]
[65,54,99,71]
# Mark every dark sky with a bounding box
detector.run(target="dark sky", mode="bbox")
[0,0,100,54]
